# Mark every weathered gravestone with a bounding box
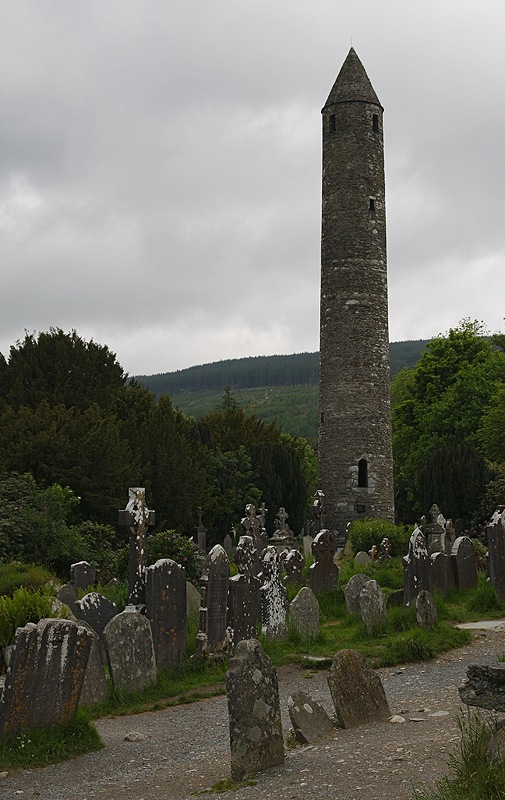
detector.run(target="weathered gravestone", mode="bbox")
[386,589,404,609]
[195,544,230,657]
[103,611,157,693]
[403,526,434,606]
[288,690,333,743]
[269,507,295,552]
[78,623,109,708]
[344,573,370,617]
[416,590,438,630]
[223,532,233,559]
[56,582,79,610]
[228,536,260,649]
[486,508,505,601]
[118,487,155,608]
[74,592,117,637]
[328,649,390,728]
[310,529,338,593]
[70,561,96,592]
[459,663,505,711]
[423,504,446,555]
[359,579,386,634]
[196,507,207,554]
[354,551,371,565]
[289,587,319,639]
[0,619,92,735]
[431,551,456,596]
[241,503,267,552]
[226,639,284,781]
[303,535,313,558]
[283,549,305,586]
[260,546,288,641]
[379,537,391,561]
[452,536,478,590]
[186,581,201,623]
[311,489,325,536]
[146,559,187,670]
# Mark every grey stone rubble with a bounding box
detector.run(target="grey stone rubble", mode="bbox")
[225,638,284,781]
[146,558,187,671]
[416,590,438,630]
[359,579,386,634]
[344,573,370,617]
[103,611,157,694]
[287,689,334,743]
[459,662,505,711]
[288,586,319,639]
[327,648,391,729]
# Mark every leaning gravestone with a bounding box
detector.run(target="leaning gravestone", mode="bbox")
[431,551,456,596]
[226,639,284,781]
[146,559,187,670]
[228,536,260,648]
[78,624,109,708]
[288,690,333,743]
[451,536,478,590]
[195,544,230,657]
[289,587,319,639]
[344,573,370,617]
[403,526,434,606]
[359,579,386,634]
[486,509,505,601]
[70,561,96,592]
[327,648,390,728]
[103,611,157,693]
[283,549,305,586]
[260,546,288,641]
[74,592,117,637]
[310,529,339,593]
[0,619,92,735]
[416,590,438,630]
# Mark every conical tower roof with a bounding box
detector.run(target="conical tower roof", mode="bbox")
[323,48,382,110]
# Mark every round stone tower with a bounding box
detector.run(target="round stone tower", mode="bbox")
[318,48,395,534]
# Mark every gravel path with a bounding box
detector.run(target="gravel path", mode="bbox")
[1,629,504,800]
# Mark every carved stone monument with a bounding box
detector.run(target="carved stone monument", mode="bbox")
[310,529,339,593]
[195,544,230,657]
[146,558,187,670]
[118,488,155,609]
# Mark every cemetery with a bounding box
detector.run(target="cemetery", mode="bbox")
[0,490,505,797]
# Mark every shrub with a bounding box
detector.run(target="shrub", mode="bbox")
[0,584,61,648]
[115,530,205,586]
[348,518,413,558]
[0,561,56,597]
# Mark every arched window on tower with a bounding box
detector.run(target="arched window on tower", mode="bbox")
[358,459,368,488]
[373,114,379,133]
[329,114,336,133]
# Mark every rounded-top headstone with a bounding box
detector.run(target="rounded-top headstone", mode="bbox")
[416,590,438,630]
[354,551,370,565]
[344,573,371,617]
[289,587,319,639]
[359,579,386,634]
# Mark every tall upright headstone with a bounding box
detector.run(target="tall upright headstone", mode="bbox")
[260,545,288,641]
[318,48,394,533]
[118,487,155,609]
[486,508,505,601]
[310,529,339,593]
[195,544,230,657]
[228,536,260,649]
[403,526,434,606]
[145,558,187,670]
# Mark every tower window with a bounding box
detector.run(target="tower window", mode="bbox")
[320,412,325,424]
[369,198,375,216]
[373,114,379,132]
[329,114,336,133]
[358,459,368,487]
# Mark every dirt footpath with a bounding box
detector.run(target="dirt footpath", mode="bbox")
[1,628,504,800]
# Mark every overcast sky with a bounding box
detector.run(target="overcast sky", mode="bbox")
[1,1,504,377]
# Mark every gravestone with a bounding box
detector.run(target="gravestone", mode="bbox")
[196,507,207,554]
[327,649,390,728]
[423,504,446,555]
[226,639,284,781]
[451,536,478,590]
[70,561,96,592]
[241,503,266,552]
[289,587,319,639]
[403,526,434,606]
[310,529,338,593]
[78,623,109,708]
[228,536,260,648]
[445,519,456,553]
[486,509,505,601]
[269,506,295,552]
[354,551,370,565]
[386,589,404,609]
[288,690,333,743]
[416,590,438,630]
[0,619,92,735]
[257,502,269,546]
[223,532,233,559]
[344,573,370,617]
[459,663,505,711]
[195,544,230,657]
[186,581,201,624]
[359,579,386,634]
[283,549,305,586]
[56,582,78,610]
[260,546,288,641]
[303,535,313,557]
[311,489,325,535]
[379,537,391,561]
[74,592,117,637]
[103,611,157,693]
[146,558,187,670]
[118,487,155,608]
[432,551,456,596]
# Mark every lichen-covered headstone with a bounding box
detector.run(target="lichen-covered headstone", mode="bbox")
[386,588,404,609]
[225,639,284,780]
[354,551,371,565]
[74,592,117,637]
[56,582,78,611]
[228,536,260,649]
[186,581,201,624]
[486,509,505,600]
[416,590,438,630]
[223,533,233,559]
[359,579,386,634]
[289,587,319,639]
[283,549,305,586]
[0,619,92,735]
[260,546,288,641]
[70,561,96,592]
[451,536,478,590]
[303,535,313,557]
[78,624,109,708]
[195,544,230,657]
[146,558,187,670]
[432,551,456,596]
[310,529,338,593]
[288,690,333,743]
[118,487,155,608]
[327,649,390,728]
[103,611,157,693]
[403,526,434,606]
[344,573,370,617]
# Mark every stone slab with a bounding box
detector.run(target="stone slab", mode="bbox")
[103,611,157,694]
[288,690,334,743]
[289,587,319,639]
[328,648,390,729]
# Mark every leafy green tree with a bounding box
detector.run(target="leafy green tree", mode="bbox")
[477,384,505,463]
[202,386,281,451]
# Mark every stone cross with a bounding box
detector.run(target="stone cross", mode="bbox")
[402,526,434,606]
[312,490,325,533]
[118,488,155,609]
[196,507,208,554]
[241,504,264,551]
[275,507,289,533]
